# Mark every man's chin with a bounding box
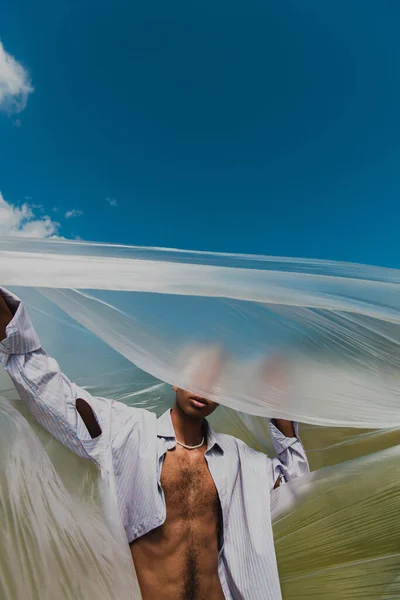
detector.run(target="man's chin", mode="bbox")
[182,404,208,419]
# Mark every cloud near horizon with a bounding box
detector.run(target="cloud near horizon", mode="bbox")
[0,192,59,237]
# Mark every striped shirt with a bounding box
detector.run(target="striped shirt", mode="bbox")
[0,288,310,600]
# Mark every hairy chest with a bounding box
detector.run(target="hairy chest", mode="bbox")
[161,449,221,520]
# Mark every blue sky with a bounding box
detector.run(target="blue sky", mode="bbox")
[1,0,400,267]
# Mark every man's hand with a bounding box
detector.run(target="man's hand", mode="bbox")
[0,293,13,342]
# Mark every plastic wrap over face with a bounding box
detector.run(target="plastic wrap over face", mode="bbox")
[2,237,400,427]
[1,237,400,599]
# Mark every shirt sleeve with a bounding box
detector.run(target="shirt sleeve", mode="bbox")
[0,287,111,459]
[268,419,310,489]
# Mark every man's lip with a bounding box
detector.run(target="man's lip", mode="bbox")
[190,397,208,407]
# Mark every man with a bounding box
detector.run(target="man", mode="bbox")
[0,287,309,600]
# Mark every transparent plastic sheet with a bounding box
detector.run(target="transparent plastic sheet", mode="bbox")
[0,391,140,600]
[237,414,400,470]
[2,289,398,467]
[1,238,400,598]
[271,446,400,599]
[2,237,400,427]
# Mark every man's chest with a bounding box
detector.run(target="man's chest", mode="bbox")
[160,448,221,520]
[111,428,240,544]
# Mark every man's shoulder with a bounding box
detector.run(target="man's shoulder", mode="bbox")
[214,430,266,457]
[109,400,156,439]
[110,400,155,422]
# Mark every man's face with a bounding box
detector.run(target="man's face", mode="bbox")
[173,387,219,419]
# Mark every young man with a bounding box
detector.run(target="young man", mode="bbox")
[0,287,309,600]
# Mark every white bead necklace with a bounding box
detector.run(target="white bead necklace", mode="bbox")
[176,437,205,450]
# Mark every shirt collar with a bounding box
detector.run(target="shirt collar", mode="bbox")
[157,409,224,455]
[156,409,176,439]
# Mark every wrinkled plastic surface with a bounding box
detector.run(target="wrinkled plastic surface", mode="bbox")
[1,237,400,599]
[2,237,400,427]
[0,392,140,600]
[272,446,400,598]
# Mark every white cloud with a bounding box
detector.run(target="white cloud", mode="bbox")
[0,191,59,238]
[0,41,33,113]
[65,209,83,219]
[106,197,118,207]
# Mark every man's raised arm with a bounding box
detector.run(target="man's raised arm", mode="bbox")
[0,287,107,457]
[269,418,310,489]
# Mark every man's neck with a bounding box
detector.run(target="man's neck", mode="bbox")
[170,404,206,447]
